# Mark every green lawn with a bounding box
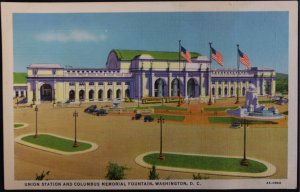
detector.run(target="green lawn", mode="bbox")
[208,117,278,124]
[14,124,24,128]
[127,105,187,111]
[204,107,237,112]
[149,114,185,121]
[143,153,267,173]
[21,134,92,152]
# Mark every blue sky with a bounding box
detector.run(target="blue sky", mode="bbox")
[13,12,288,73]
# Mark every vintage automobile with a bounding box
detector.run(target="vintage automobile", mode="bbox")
[84,105,97,113]
[96,109,108,116]
[144,115,154,122]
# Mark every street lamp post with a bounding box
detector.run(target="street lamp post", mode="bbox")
[34,106,38,138]
[73,110,79,147]
[157,116,165,160]
[240,118,249,166]
[53,88,56,105]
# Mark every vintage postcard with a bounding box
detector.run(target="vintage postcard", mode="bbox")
[2,1,298,190]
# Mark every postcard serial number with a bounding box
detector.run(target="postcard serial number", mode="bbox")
[266,181,281,185]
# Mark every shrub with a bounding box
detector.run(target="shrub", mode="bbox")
[148,165,159,180]
[192,173,208,180]
[105,162,128,180]
[35,170,50,180]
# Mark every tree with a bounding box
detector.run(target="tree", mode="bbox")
[35,170,50,180]
[148,165,159,180]
[105,162,128,180]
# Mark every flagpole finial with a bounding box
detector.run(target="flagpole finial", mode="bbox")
[237,44,239,48]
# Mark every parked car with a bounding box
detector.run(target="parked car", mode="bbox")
[144,115,154,122]
[96,109,108,116]
[84,105,97,113]
[134,113,142,120]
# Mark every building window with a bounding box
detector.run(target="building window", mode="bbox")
[69,82,75,86]
[89,82,94,85]
[15,91,19,97]
[108,82,113,85]
[79,90,85,100]
[20,91,24,97]
[116,82,121,85]
[98,82,103,85]
[79,82,85,86]
[33,69,38,75]
[125,82,130,85]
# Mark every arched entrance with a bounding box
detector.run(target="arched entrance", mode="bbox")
[230,87,234,97]
[154,78,164,97]
[89,90,94,101]
[187,78,196,98]
[107,89,112,100]
[171,78,180,96]
[125,89,130,98]
[98,89,103,100]
[40,84,52,101]
[218,87,222,96]
[242,87,246,96]
[79,90,85,101]
[212,87,215,96]
[224,87,228,97]
[116,89,121,99]
[69,90,75,102]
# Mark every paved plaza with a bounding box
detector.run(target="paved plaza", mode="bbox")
[13,99,288,180]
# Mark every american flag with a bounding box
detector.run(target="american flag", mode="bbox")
[180,45,192,63]
[238,49,251,69]
[211,47,223,66]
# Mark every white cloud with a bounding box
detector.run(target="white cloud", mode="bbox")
[36,30,107,42]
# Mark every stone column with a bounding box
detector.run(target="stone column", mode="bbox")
[103,82,107,101]
[184,73,188,99]
[271,79,276,96]
[35,81,40,103]
[215,81,219,96]
[95,83,98,101]
[85,82,89,101]
[75,82,79,102]
[221,81,225,97]
[121,82,125,99]
[262,80,266,95]
[168,73,172,97]
[112,82,116,99]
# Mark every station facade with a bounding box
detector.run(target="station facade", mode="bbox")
[20,49,276,104]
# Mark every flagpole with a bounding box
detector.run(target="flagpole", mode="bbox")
[208,42,213,105]
[235,44,240,104]
[177,40,181,106]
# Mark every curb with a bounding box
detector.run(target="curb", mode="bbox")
[14,122,29,129]
[135,151,276,178]
[15,132,98,155]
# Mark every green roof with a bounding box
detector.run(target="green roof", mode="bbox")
[113,49,201,61]
[14,72,27,84]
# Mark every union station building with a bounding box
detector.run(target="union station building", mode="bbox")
[14,49,276,104]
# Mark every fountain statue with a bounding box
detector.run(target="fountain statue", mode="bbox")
[227,84,283,119]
